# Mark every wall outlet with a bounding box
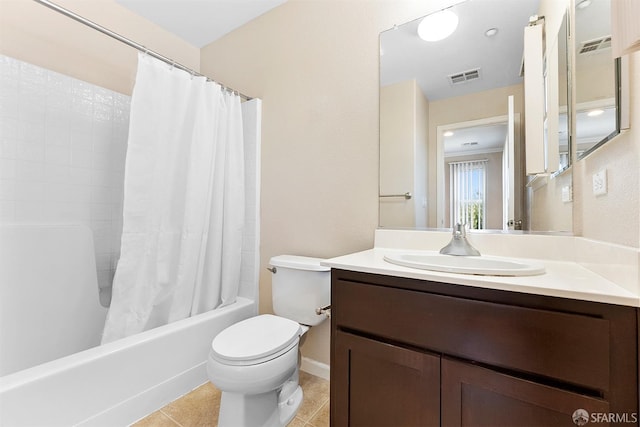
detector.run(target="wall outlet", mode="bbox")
[592,169,607,196]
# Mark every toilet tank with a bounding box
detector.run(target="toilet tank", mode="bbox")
[269,255,330,326]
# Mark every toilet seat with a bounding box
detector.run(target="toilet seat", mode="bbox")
[211,314,301,366]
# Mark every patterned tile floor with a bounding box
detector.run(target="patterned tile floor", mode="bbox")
[132,371,329,427]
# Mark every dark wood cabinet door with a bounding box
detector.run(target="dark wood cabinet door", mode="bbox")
[331,331,440,427]
[441,358,611,427]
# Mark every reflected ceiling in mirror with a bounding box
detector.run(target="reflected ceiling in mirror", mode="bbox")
[380,0,539,101]
[444,123,507,156]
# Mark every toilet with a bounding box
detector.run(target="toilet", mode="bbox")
[207,255,331,427]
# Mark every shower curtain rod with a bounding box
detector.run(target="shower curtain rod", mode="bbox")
[32,0,252,101]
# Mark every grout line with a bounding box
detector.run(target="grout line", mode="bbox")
[159,409,184,427]
[302,397,328,425]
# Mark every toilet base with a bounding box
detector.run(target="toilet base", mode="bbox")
[278,382,303,425]
[217,382,303,427]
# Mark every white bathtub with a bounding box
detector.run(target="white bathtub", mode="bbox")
[0,224,257,426]
[0,296,256,426]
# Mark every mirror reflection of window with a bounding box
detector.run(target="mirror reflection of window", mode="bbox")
[449,160,487,230]
[442,121,507,230]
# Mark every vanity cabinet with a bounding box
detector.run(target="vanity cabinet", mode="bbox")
[330,269,638,426]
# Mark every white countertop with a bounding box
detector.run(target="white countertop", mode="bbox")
[322,248,640,307]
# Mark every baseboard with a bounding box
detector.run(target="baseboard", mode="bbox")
[300,357,330,381]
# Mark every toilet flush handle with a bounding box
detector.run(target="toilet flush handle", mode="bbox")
[315,304,331,318]
[267,266,276,274]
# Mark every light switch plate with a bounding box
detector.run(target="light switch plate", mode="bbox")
[593,170,607,196]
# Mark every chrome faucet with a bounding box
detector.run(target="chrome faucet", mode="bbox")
[439,223,481,256]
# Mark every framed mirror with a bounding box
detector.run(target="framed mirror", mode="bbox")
[574,0,621,158]
[379,0,572,232]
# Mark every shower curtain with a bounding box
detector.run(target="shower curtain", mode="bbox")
[102,54,245,344]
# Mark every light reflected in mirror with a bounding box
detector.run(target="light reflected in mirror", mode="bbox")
[379,0,572,232]
[575,0,620,158]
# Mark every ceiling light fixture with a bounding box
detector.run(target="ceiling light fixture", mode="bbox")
[485,28,498,37]
[417,9,459,42]
[444,131,454,137]
[587,109,604,117]
[577,0,592,9]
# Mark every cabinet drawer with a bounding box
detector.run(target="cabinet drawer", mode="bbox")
[334,279,610,392]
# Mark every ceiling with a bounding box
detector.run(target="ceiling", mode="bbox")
[444,123,507,156]
[115,0,287,48]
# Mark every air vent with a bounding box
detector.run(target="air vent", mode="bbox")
[448,68,481,85]
[579,36,612,55]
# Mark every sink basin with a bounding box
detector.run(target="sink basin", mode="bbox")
[383,253,545,276]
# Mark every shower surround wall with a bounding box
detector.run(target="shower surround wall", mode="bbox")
[0,55,129,304]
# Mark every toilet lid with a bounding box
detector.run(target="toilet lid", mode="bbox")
[211,314,301,365]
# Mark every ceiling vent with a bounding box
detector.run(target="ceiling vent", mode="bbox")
[448,68,481,85]
[579,36,612,55]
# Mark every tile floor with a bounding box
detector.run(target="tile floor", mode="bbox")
[132,371,329,427]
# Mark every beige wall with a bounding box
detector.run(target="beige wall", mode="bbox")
[415,81,429,227]
[380,80,417,228]
[0,0,199,95]
[529,172,573,232]
[379,79,428,228]
[573,53,640,247]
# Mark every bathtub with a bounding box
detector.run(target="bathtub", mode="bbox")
[0,296,256,426]
[0,224,257,426]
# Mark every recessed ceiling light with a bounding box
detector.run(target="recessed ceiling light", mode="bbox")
[485,28,498,37]
[577,0,592,9]
[587,109,604,117]
[417,9,459,42]
[444,131,454,137]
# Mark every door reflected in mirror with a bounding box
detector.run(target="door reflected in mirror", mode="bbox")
[439,118,513,231]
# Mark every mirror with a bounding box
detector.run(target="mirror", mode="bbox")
[379,0,571,231]
[556,15,571,171]
[574,0,620,158]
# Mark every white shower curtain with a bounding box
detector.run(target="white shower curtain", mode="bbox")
[102,54,245,344]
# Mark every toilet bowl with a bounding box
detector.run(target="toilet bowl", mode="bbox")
[206,255,330,427]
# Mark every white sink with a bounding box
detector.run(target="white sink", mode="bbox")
[383,253,545,276]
